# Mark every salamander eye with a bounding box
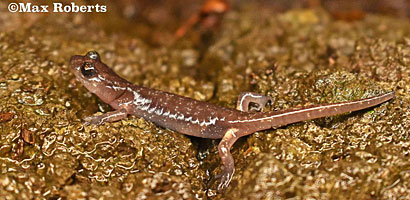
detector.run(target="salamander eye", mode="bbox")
[81,62,96,77]
[86,51,100,61]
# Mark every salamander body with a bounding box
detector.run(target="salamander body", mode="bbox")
[70,51,394,191]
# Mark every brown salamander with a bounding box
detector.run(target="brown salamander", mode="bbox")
[70,51,395,191]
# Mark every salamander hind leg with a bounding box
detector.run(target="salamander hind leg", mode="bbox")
[83,109,128,125]
[236,92,273,112]
[216,128,241,192]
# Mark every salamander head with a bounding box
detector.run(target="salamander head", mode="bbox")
[70,51,128,103]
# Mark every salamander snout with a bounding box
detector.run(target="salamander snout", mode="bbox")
[70,51,130,105]
[70,55,82,67]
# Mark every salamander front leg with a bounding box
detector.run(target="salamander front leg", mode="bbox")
[236,92,273,112]
[83,109,128,125]
[217,128,240,192]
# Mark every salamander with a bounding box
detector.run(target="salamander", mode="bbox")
[70,51,395,191]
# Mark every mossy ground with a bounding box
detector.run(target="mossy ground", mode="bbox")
[0,1,408,199]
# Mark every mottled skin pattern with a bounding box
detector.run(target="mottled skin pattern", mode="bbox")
[70,51,395,191]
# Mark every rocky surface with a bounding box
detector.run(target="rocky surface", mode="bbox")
[0,1,409,199]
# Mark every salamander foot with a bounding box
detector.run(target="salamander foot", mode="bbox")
[216,128,241,192]
[236,92,273,112]
[83,109,128,125]
[217,167,235,192]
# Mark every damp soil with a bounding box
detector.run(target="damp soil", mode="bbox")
[0,1,409,199]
